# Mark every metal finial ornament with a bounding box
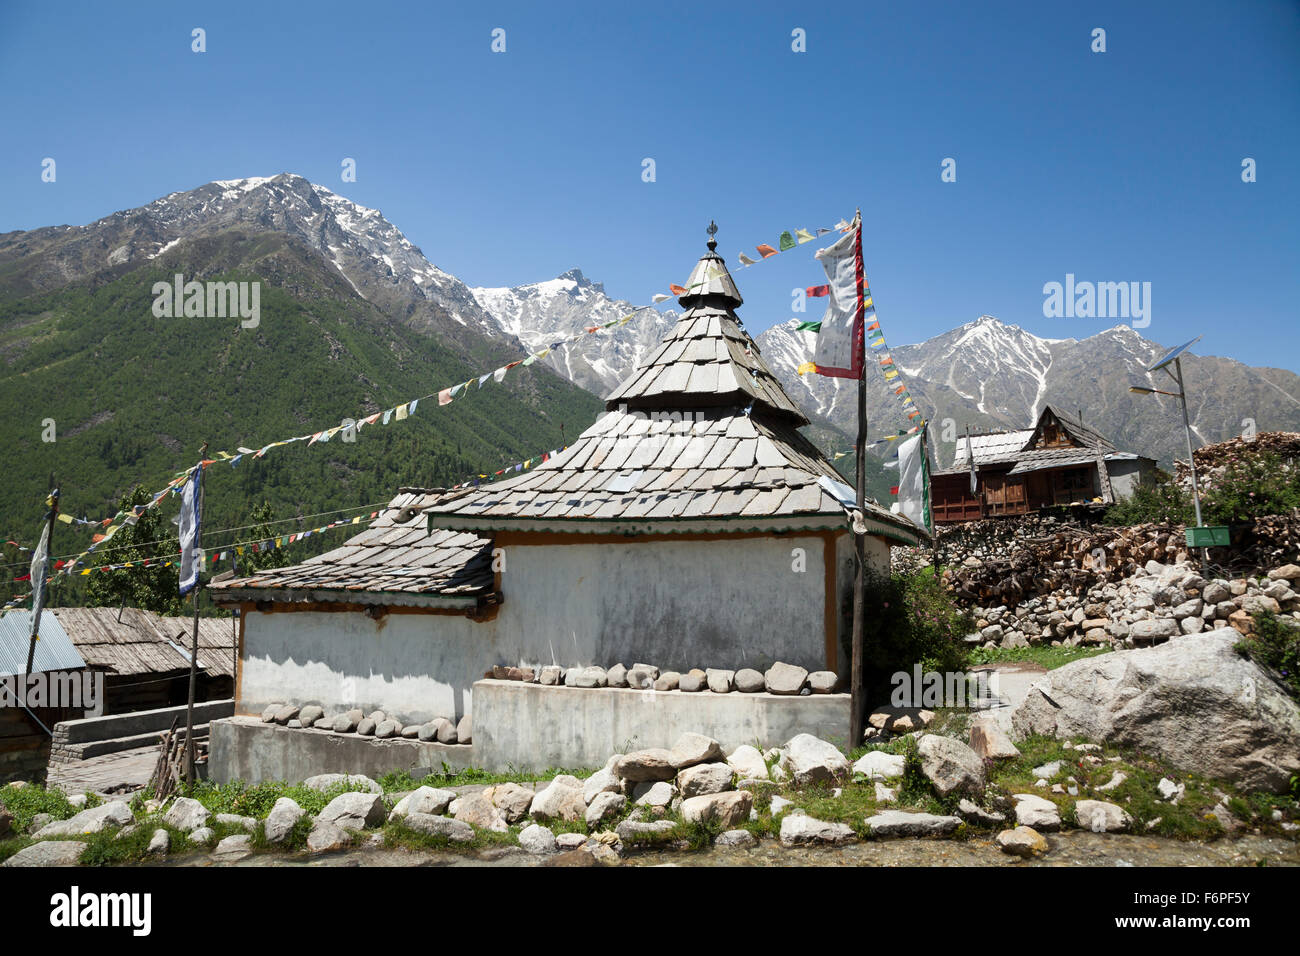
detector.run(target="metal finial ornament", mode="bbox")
[706,220,718,251]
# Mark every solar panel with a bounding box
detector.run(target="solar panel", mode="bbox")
[1145,335,1202,373]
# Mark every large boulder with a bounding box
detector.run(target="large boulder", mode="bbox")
[402,812,474,842]
[391,786,456,819]
[1011,628,1300,792]
[676,762,734,797]
[162,797,210,832]
[453,793,508,832]
[968,718,1021,760]
[317,792,386,831]
[726,745,769,780]
[2,841,88,867]
[779,734,850,786]
[852,750,905,780]
[917,735,985,798]
[483,783,535,823]
[681,791,753,828]
[530,781,587,823]
[302,773,381,794]
[864,810,962,837]
[613,749,677,781]
[35,800,135,838]
[669,732,724,769]
[1075,799,1133,833]
[778,814,855,846]
[263,797,305,844]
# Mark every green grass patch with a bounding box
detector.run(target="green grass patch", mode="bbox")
[969,645,1112,670]
[0,784,79,833]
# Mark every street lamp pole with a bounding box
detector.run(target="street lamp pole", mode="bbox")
[1171,356,1203,528]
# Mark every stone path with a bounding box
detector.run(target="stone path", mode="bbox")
[46,744,158,796]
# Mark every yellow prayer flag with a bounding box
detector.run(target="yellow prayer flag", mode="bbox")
[796,361,817,375]
[395,404,408,420]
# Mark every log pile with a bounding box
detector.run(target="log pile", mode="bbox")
[147,720,203,800]
[938,514,1300,611]
[1174,430,1300,492]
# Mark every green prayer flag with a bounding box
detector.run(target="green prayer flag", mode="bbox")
[794,321,822,333]
[778,230,796,251]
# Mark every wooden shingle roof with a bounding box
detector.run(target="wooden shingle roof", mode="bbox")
[207,490,494,606]
[49,607,236,678]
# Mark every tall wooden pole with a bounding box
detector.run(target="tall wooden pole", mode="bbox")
[183,447,206,787]
[25,475,58,676]
[849,210,867,750]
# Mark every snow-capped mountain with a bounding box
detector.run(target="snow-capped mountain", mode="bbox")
[0,173,504,343]
[472,270,677,395]
[755,314,1300,468]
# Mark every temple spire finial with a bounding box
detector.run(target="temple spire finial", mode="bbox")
[706,220,718,252]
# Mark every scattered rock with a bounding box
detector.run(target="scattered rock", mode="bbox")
[519,823,558,854]
[807,670,840,693]
[402,812,474,842]
[715,829,758,848]
[1096,771,1127,792]
[188,826,215,846]
[957,798,1005,825]
[770,795,794,816]
[147,829,169,856]
[669,732,724,769]
[874,783,897,803]
[302,773,382,794]
[373,718,400,739]
[726,745,769,780]
[1032,760,1062,780]
[614,748,677,781]
[917,734,986,798]
[706,668,734,693]
[482,783,534,823]
[263,797,305,844]
[1,841,87,867]
[391,786,456,819]
[1012,794,1061,831]
[996,825,1049,858]
[331,713,358,733]
[734,668,766,693]
[297,704,324,727]
[539,665,563,685]
[1156,778,1185,804]
[676,762,733,797]
[213,834,253,860]
[585,792,627,828]
[530,781,587,822]
[653,671,680,691]
[317,792,386,831]
[969,718,1021,760]
[162,797,210,833]
[779,814,855,846]
[864,810,962,837]
[453,793,508,832]
[1075,799,1133,833]
[607,663,629,688]
[274,704,299,724]
[681,791,753,829]
[632,780,677,808]
[853,750,905,780]
[678,671,706,692]
[582,767,621,804]
[306,819,352,853]
[35,800,135,838]
[779,733,850,786]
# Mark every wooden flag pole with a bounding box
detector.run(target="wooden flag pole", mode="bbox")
[25,474,58,677]
[183,444,207,788]
[849,209,868,750]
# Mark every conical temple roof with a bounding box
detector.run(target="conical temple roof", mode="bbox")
[415,226,925,544]
[605,232,807,424]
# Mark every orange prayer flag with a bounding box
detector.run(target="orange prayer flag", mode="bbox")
[669,284,688,296]
[755,244,779,258]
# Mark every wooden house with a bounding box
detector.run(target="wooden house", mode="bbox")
[0,610,88,784]
[930,405,1157,524]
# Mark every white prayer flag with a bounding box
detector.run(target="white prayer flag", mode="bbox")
[176,466,203,597]
[28,521,50,629]
[895,434,932,533]
[811,221,862,378]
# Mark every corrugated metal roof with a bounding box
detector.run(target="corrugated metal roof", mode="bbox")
[951,430,1035,468]
[0,610,87,677]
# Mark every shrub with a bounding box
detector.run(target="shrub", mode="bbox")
[1103,471,1192,526]
[862,568,973,699]
[1203,451,1300,525]
[1238,611,1300,698]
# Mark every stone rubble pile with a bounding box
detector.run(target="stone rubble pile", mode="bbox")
[965,559,1300,650]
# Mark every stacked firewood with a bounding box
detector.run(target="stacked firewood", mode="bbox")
[147,720,203,800]
[1173,431,1300,493]
[942,513,1300,610]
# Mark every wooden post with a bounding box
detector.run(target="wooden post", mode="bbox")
[25,475,58,677]
[183,447,206,787]
[849,209,867,750]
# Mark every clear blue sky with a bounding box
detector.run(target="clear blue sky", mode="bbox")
[2,0,1297,370]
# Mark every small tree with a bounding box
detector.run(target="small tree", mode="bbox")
[237,501,293,575]
[85,486,185,615]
